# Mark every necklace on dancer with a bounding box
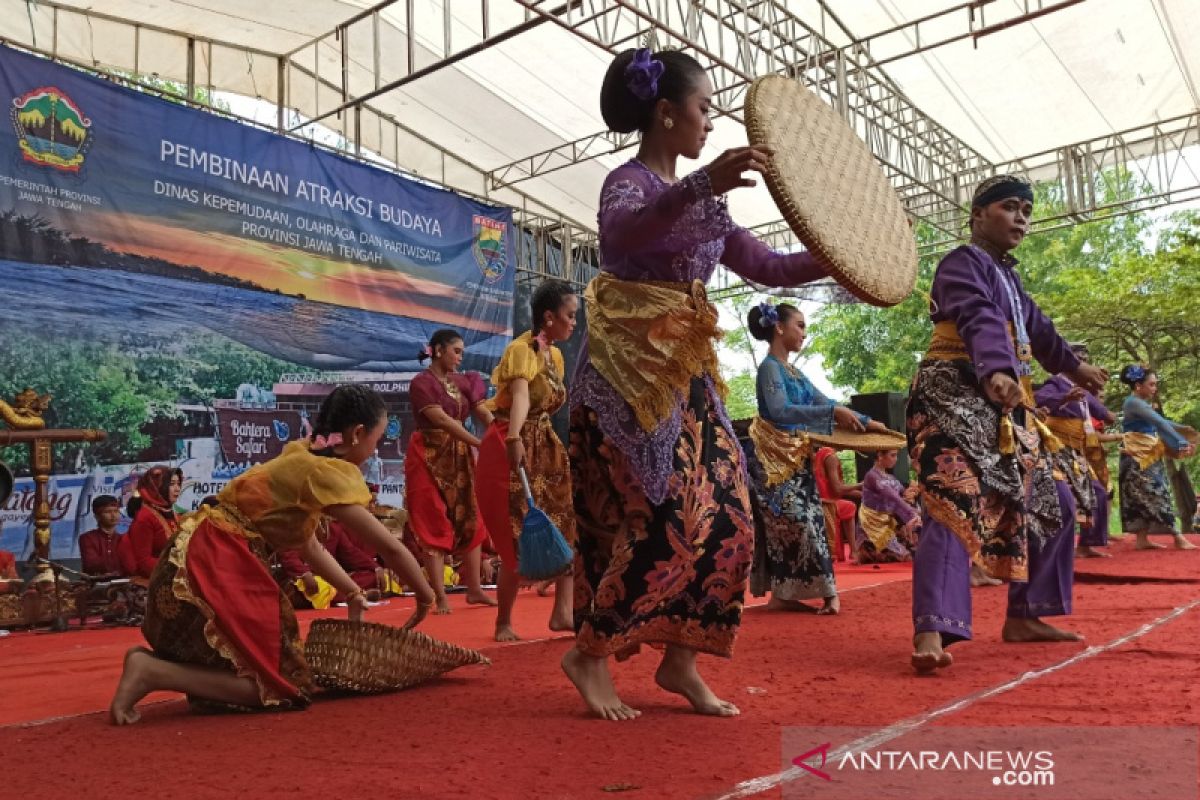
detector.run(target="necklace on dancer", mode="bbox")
[971,244,1033,376]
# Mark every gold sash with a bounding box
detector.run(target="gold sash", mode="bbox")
[585,272,726,433]
[1045,416,1087,451]
[748,416,811,487]
[858,505,899,551]
[1122,431,1165,469]
[924,321,1063,454]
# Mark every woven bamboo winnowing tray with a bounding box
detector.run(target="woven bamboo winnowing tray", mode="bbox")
[1171,424,1199,457]
[745,74,917,307]
[305,619,490,694]
[808,428,908,452]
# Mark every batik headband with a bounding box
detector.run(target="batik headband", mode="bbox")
[972,175,1034,208]
[625,48,664,101]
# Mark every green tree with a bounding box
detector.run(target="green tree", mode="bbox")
[1038,212,1200,488]
[0,332,167,471]
[0,329,298,474]
[806,175,1155,394]
[723,371,758,421]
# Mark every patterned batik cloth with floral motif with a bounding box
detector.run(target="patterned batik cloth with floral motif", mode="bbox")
[1118,451,1176,532]
[142,440,372,710]
[571,377,755,659]
[745,448,834,602]
[906,357,1063,582]
[405,369,490,556]
[475,332,575,570]
[569,160,825,659]
[743,355,850,597]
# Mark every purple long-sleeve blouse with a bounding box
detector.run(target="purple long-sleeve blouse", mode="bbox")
[930,245,1079,380]
[572,160,826,505]
[1034,375,1113,423]
[861,467,918,526]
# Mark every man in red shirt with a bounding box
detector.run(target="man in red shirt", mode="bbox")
[78,496,125,576]
[279,520,382,608]
[0,529,20,594]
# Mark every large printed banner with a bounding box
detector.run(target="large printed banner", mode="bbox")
[0,44,510,561]
[0,43,514,370]
[0,455,405,561]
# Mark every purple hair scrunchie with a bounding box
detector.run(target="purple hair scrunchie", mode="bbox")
[758,301,779,327]
[625,48,665,101]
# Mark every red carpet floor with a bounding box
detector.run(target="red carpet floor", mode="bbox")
[2,538,1197,799]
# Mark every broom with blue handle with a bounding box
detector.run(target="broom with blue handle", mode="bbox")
[516,466,574,580]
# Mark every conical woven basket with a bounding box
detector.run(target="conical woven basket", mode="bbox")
[305,619,490,694]
[808,428,907,452]
[745,74,917,307]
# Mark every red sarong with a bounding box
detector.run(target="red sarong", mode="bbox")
[404,431,488,555]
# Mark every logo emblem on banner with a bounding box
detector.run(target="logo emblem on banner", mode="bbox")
[472,215,508,284]
[11,86,92,172]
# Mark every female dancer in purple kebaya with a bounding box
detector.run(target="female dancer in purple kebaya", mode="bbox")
[563,48,831,720]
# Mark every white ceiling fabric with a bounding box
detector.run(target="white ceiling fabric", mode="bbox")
[1,0,1195,232]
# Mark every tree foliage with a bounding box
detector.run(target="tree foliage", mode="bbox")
[800,172,1198,482]
[0,330,295,473]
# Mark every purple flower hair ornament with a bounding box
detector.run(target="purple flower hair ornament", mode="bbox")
[625,48,664,101]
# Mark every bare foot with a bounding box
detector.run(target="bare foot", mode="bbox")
[655,654,740,716]
[910,632,953,675]
[465,591,498,607]
[495,623,520,642]
[1075,546,1111,558]
[110,646,155,725]
[365,589,382,602]
[1136,535,1165,550]
[1002,617,1084,642]
[970,564,1003,587]
[561,648,640,721]
[816,595,840,616]
[536,580,554,597]
[1174,535,1197,550]
[434,596,453,615]
[548,610,574,632]
[766,596,818,613]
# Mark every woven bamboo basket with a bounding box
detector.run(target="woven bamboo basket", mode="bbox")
[305,619,489,694]
[1170,424,1199,457]
[372,504,408,533]
[745,74,917,307]
[807,428,907,452]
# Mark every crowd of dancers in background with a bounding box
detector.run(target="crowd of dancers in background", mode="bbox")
[108,46,1196,724]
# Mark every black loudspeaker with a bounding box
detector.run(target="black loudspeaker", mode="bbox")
[848,391,909,483]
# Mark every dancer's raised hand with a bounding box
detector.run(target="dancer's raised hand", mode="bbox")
[703,146,773,195]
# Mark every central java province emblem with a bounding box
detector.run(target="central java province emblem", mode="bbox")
[11,86,93,172]
[472,215,508,284]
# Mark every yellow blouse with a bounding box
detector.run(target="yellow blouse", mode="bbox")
[488,332,566,416]
[215,440,373,551]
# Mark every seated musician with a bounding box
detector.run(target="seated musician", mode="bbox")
[78,495,126,577]
[856,449,919,563]
[279,519,382,608]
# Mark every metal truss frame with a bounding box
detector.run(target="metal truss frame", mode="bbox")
[2,0,1196,298]
[486,1,1083,236]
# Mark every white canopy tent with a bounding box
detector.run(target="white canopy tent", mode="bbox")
[2,0,1197,281]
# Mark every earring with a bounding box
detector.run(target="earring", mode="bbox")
[662,117,674,130]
